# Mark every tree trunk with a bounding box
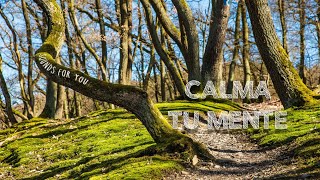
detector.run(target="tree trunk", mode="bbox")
[227,3,241,94]
[153,64,160,103]
[55,84,66,119]
[299,0,306,84]
[245,0,315,108]
[118,0,132,85]
[127,0,133,83]
[241,0,251,103]
[317,0,320,84]
[22,0,35,118]
[143,47,156,91]
[95,0,108,69]
[278,0,288,53]
[201,0,230,84]
[40,80,57,118]
[0,55,18,125]
[160,60,166,102]
[160,27,166,102]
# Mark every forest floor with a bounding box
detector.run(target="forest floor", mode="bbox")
[165,101,320,179]
[0,100,319,179]
[165,127,294,179]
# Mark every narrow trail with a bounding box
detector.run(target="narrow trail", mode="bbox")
[165,101,311,179]
[165,129,295,179]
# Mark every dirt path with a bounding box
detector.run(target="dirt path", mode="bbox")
[165,129,293,179]
[165,101,311,179]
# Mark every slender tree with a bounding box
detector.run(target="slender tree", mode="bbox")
[241,0,251,102]
[22,0,36,118]
[0,54,18,125]
[299,0,307,84]
[227,3,241,94]
[278,0,288,53]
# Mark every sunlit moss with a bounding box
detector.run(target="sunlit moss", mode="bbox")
[248,104,320,169]
[0,109,181,179]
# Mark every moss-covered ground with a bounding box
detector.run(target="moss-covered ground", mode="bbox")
[0,110,180,179]
[247,104,320,177]
[0,100,319,179]
[0,100,237,179]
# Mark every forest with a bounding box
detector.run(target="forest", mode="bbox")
[0,0,319,179]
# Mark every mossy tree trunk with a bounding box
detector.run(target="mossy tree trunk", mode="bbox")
[245,0,315,108]
[34,0,212,160]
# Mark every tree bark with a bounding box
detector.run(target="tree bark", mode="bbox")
[40,79,57,118]
[95,0,108,69]
[22,0,35,118]
[298,0,306,84]
[171,0,201,81]
[317,0,320,84]
[55,84,65,119]
[245,0,315,108]
[201,0,230,85]
[0,54,18,125]
[55,58,66,119]
[118,0,133,85]
[241,0,251,103]
[278,0,288,53]
[227,3,241,94]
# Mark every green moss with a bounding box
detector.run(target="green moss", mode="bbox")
[248,104,320,172]
[2,100,319,178]
[0,109,181,179]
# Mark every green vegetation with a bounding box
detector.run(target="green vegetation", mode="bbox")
[0,100,237,179]
[1,100,319,179]
[0,109,181,179]
[248,105,320,174]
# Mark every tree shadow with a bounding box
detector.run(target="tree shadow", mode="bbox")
[21,141,156,180]
[21,115,134,140]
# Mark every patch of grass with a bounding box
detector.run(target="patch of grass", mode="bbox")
[2,99,319,178]
[0,109,182,179]
[248,105,320,172]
